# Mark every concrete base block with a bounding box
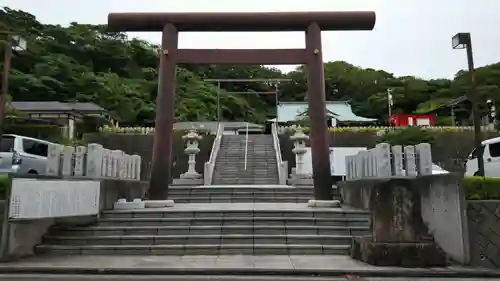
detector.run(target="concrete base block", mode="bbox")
[145,200,175,208]
[173,178,204,186]
[307,199,341,208]
[294,178,314,186]
[113,198,145,210]
[351,236,448,267]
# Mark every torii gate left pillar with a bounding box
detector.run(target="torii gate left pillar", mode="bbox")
[108,12,376,200]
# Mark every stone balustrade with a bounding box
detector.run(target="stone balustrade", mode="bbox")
[45,143,142,180]
[345,142,432,181]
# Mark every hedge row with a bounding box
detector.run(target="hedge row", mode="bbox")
[281,126,497,134]
[0,175,497,200]
[463,176,500,200]
[0,175,7,199]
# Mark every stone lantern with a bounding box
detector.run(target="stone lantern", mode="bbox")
[182,130,202,178]
[290,127,311,181]
[174,130,204,185]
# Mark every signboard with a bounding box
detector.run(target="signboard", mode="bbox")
[9,178,100,220]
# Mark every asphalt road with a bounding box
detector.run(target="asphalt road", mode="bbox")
[0,275,499,281]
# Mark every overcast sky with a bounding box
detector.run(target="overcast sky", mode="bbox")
[3,0,499,80]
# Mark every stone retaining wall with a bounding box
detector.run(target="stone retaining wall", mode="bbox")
[467,200,500,268]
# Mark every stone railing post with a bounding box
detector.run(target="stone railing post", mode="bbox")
[391,145,404,176]
[132,155,141,180]
[74,145,87,177]
[86,143,104,178]
[404,145,417,177]
[415,143,433,176]
[46,143,64,176]
[61,146,75,177]
[374,143,391,178]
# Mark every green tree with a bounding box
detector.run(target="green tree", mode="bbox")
[3,6,500,127]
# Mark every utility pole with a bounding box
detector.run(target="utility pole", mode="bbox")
[387,88,393,125]
[0,33,26,149]
[0,33,13,143]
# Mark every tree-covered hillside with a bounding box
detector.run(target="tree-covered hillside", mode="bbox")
[1,7,500,126]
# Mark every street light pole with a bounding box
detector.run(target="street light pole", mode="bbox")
[452,32,485,176]
[387,88,393,119]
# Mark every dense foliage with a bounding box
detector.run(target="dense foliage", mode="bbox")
[1,7,500,126]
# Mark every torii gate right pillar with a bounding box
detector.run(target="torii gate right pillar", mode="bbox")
[305,22,332,199]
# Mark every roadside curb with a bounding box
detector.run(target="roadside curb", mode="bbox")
[0,267,499,278]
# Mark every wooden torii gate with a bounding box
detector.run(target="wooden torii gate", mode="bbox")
[107,11,376,201]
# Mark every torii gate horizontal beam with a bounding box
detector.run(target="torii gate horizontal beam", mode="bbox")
[107,11,376,32]
[176,49,307,64]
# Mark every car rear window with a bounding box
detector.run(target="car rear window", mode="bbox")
[22,139,48,157]
[0,136,15,152]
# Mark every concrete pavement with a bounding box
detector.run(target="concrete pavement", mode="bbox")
[0,274,499,281]
[0,255,498,278]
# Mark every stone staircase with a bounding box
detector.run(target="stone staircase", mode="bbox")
[33,133,371,258]
[164,186,315,203]
[212,135,279,185]
[36,202,371,256]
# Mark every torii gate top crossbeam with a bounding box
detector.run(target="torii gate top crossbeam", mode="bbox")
[107,11,376,32]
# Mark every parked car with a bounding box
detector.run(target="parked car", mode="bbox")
[0,134,53,175]
[465,136,500,177]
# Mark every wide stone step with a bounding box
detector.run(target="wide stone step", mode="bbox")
[168,197,310,203]
[212,176,278,178]
[214,176,278,178]
[96,217,370,227]
[211,178,279,181]
[210,182,281,186]
[43,234,354,246]
[213,170,277,173]
[215,164,277,166]
[49,225,370,236]
[165,191,314,197]
[213,169,278,172]
[100,208,369,219]
[35,244,350,255]
[216,158,276,161]
[213,171,277,174]
[219,149,274,151]
[165,187,319,193]
[211,176,278,180]
[218,159,276,160]
[216,159,277,162]
[216,165,276,167]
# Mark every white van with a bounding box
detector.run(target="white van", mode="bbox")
[0,134,53,175]
[465,136,500,177]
